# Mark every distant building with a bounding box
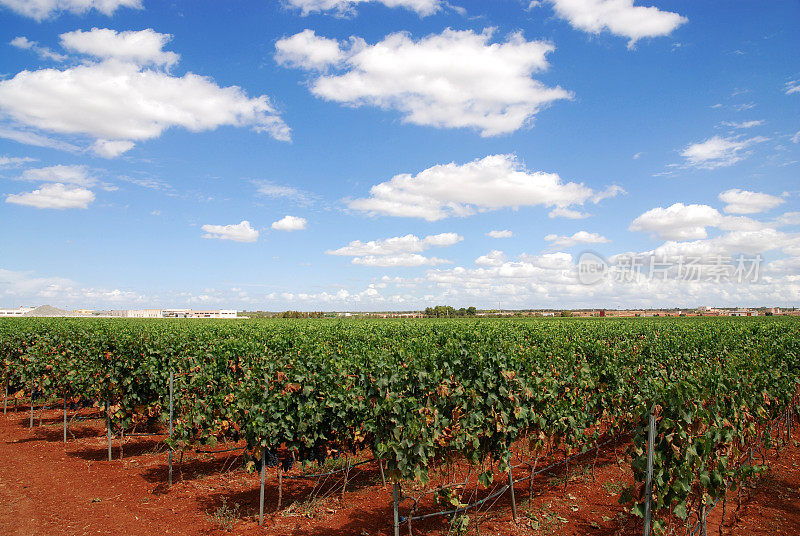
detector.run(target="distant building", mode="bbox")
[729,309,758,317]
[0,306,34,317]
[126,309,163,318]
[129,309,239,319]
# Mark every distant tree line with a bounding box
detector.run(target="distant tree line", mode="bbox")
[423,305,477,318]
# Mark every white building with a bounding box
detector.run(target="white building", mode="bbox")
[125,309,239,319]
[0,306,34,317]
[126,309,163,318]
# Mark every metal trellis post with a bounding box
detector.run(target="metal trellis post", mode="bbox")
[643,408,656,536]
[393,482,400,536]
[29,384,34,428]
[106,400,112,462]
[508,467,517,523]
[63,396,67,442]
[259,446,266,526]
[168,369,173,486]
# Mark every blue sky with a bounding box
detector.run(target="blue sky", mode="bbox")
[0,0,798,311]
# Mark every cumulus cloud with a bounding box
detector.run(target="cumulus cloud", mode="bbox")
[12,164,95,186]
[680,135,768,169]
[487,229,513,238]
[0,28,290,157]
[475,250,507,267]
[719,189,785,215]
[629,201,774,242]
[630,203,723,241]
[348,154,617,221]
[544,230,610,249]
[283,0,442,16]
[352,253,450,267]
[10,36,66,61]
[0,0,142,21]
[328,232,461,256]
[328,232,460,266]
[276,28,572,137]
[201,221,259,243]
[545,0,687,48]
[6,183,95,209]
[60,28,180,67]
[271,215,307,231]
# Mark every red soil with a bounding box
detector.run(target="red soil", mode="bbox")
[1,402,799,536]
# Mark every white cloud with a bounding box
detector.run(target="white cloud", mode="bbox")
[548,207,590,219]
[6,183,95,209]
[254,180,316,205]
[328,232,461,256]
[60,28,180,68]
[777,212,800,226]
[352,253,450,267]
[475,250,507,267]
[348,154,616,221]
[276,28,572,137]
[274,29,346,70]
[544,230,610,249]
[719,189,785,215]
[681,135,768,169]
[91,139,135,158]
[546,0,687,48]
[10,36,67,61]
[487,229,513,238]
[0,155,36,168]
[0,0,141,21]
[791,131,800,144]
[201,221,259,243]
[630,203,723,240]
[283,0,442,16]
[720,120,763,129]
[785,80,800,95]
[591,184,626,203]
[12,164,95,186]
[271,215,307,231]
[0,126,81,152]
[0,30,290,156]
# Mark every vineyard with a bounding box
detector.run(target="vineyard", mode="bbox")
[1,316,799,535]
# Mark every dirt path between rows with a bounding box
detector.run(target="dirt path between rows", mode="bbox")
[1,403,799,536]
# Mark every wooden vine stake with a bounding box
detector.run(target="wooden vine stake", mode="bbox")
[168,369,173,487]
[642,408,656,536]
[63,396,67,443]
[378,457,387,487]
[3,380,7,415]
